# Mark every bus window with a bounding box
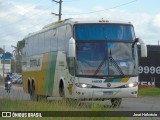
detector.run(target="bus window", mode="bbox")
[39,33,45,54]
[68,58,75,76]
[44,31,51,53]
[51,29,57,52]
[57,26,66,51]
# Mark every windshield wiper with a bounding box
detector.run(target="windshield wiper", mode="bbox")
[93,46,125,76]
[93,55,107,75]
[109,49,124,76]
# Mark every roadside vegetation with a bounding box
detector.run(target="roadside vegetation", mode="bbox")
[138,85,160,97]
[1,85,159,119]
[0,98,128,120]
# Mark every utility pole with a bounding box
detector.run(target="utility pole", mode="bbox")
[52,0,62,20]
[2,45,5,78]
[11,45,17,73]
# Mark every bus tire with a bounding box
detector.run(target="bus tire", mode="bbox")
[30,82,38,101]
[111,98,122,107]
[7,89,9,93]
[28,80,31,94]
[59,80,65,98]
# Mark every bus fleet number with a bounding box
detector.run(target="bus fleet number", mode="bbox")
[138,66,160,74]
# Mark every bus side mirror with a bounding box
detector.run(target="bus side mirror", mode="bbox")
[68,37,76,57]
[136,38,147,57]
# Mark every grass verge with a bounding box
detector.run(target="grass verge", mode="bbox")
[138,86,160,97]
[0,98,128,120]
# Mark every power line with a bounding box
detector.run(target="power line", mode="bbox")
[63,0,138,15]
[0,0,45,19]
[0,0,137,37]
[0,3,58,29]
[22,0,46,9]
[1,16,56,39]
[64,0,81,2]
[0,0,73,20]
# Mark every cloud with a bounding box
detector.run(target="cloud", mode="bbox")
[91,8,160,45]
[150,14,160,33]
[0,1,55,52]
[1,2,160,52]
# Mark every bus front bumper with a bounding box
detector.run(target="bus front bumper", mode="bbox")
[73,86,138,100]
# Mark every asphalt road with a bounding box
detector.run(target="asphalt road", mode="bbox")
[0,84,30,100]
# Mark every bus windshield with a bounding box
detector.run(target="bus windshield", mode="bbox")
[76,42,138,77]
[75,24,135,41]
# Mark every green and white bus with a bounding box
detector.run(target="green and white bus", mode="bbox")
[22,18,147,106]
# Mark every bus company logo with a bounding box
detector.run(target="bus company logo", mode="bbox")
[2,112,11,117]
[107,83,111,87]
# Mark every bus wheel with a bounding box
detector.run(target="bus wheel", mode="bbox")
[111,98,122,107]
[30,83,38,101]
[59,82,65,98]
[28,81,31,94]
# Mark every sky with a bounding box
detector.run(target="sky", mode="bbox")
[0,0,160,52]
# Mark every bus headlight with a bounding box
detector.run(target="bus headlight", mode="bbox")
[75,83,92,88]
[125,82,138,88]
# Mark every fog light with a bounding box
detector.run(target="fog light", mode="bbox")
[131,91,137,94]
[75,83,92,88]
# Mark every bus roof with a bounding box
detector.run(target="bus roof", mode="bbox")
[44,18,132,28]
[24,18,132,39]
[69,18,132,24]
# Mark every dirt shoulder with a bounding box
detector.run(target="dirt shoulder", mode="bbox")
[0,75,4,85]
[138,85,156,89]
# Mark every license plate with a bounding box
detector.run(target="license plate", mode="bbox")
[103,91,113,96]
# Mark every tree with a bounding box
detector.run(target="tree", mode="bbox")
[12,39,25,73]
[12,39,25,57]
[0,48,4,54]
